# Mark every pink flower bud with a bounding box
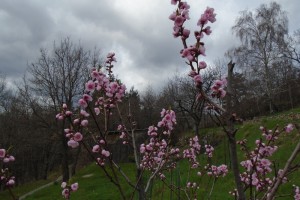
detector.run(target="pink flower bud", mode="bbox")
[285,123,294,133]
[7,179,15,186]
[61,182,67,188]
[80,110,90,117]
[101,150,110,157]
[71,182,79,191]
[9,156,15,162]
[0,149,6,158]
[74,132,83,142]
[81,120,88,127]
[92,145,100,153]
[198,61,207,69]
[73,118,80,124]
[78,99,87,108]
[65,111,72,116]
[85,81,95,92]
[94,107,100,115]
[68,140,79,148]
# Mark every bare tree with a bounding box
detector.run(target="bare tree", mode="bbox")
[24,38,100,181]
[282,29,300,66]
[230,2,289,113]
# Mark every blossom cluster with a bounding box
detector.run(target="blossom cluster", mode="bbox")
[238,125,293,192]
[92,139,110,166]
[140,109,179,178]
[294,185,300,200]
[56,53,126,152]
[117,124,129,144]
[170,1,216,71]
[0,149,15,163]
[206,164,228,177]
[56,103,73,121]
[211,79,227,99]
[61,182,78,199]
[158,108,177,134]
[0,149,15,187]
[183,136,201,168]
[204,144,214,158]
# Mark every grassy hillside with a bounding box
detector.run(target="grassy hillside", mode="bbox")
[1,108,300,199]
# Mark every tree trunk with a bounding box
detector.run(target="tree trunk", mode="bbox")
[137,168,146,200]
[61,133,70,182]
[226,61,246,200]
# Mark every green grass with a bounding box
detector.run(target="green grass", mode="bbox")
[0,170,60,200]
[2,107,300,199]
[22,163,137,200]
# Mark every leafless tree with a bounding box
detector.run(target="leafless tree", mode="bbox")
[230,2,289,113]
[23,38,100,181]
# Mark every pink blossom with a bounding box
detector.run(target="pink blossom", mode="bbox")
[74,132,83,142]
[174,16,185,27]
[181,9,190,20]
[80,110,90,117]
[199,45,206,56]
[61,182,67,188]
[188,70,197,78]
[182,29,190,39]
[62,188,70,199]
[65,111,72,116]
[68,140,79,148]
[81,119,88,127]
[0,149,5,158]
[9,156,15,162]
[99,140,105,144]
[181,48,194,61]
[78,99,88,108]
[85,80,95,92]
[179,2,190,11]
[171,0,178,5]
[101,150,110,157]
[194,31,203,39]
[193,75,202,86]
[94,107,100,115]
[73,118,80,124]
[6,179,15,186]
[91,70,100,79]
[197,7,216,26]
[294,186,300,200]
[71,183,79,191]
[285,123,294,133]
[83,94,93,102]
[140,145,146,153]
[203,26,212,35]
[92,145,100,153]
[169,12,176,21]
[199,61,207,69]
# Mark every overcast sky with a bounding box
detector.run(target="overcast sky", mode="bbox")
[0,0,299,92]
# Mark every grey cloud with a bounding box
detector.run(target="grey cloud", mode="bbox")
[0,0,300,92]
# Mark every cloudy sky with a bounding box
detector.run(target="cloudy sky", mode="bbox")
[0,0,299,92]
